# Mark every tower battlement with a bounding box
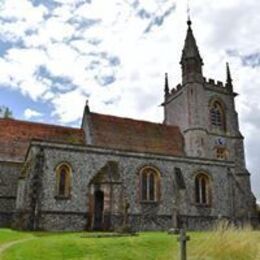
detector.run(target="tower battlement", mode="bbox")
[204,77,228,88]
[164,77,229,103]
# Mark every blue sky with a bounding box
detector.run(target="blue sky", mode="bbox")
[0,0,260,200]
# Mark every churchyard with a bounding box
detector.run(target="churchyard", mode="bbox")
[0,223,259,260]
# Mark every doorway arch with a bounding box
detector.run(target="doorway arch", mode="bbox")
[93,190,104,230]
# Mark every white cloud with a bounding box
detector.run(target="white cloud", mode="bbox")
[0,48,49,100]
[24,108,43,119]
[51,89,87,123]
[0,0,47,42]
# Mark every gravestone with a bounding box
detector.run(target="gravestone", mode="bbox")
[177,229,190,260]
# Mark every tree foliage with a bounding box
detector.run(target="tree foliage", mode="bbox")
[0,106,13,118]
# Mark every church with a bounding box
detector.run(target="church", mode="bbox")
[0,19,257,231]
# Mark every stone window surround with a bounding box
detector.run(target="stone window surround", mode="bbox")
[54,162,72,199]
[208,98,226,132]
[139,166,161,203]
[215,146,229,160]
[194,172,212,207]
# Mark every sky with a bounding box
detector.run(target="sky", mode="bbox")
[0,0,259,201]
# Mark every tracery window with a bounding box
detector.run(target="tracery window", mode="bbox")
[55,163,72,198]
[195,173,211,206]
[210,101,225,130]
[140,167,160,202]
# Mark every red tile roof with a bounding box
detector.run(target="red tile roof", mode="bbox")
[0,118,85,161]
[89,113,184,156]
[0,113,184,162]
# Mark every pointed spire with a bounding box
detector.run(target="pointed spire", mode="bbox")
[226,62,232,84]
[180,18,204,84]
[226,62,233,93]
[164,73,170,98]
[181,19,203,63]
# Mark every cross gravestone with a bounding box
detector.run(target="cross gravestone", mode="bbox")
[177,228,190,260]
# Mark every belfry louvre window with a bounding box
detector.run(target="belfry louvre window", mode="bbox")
[55,163,72,198]
[210,101,225,130]
[195,174,211,206]
[140,167,160,202]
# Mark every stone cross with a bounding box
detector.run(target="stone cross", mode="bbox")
[177,228,190,260]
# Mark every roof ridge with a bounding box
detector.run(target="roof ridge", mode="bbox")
[0,118,81,131]
[91,112,179,129]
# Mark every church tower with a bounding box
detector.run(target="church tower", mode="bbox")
[163,19,243,164]
[163,19,256,222]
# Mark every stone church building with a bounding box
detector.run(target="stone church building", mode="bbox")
[0,20,257,231]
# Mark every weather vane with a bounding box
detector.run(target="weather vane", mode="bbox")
[187,0,191,22]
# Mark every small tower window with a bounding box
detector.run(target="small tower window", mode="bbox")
[216,148,228,160]
[210,101,225,130]
[139,167,160,202]
[55,163,72,198]
[195,173,211,206]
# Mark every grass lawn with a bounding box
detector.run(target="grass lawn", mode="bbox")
[0,229,33,245]
[0,226,259,260]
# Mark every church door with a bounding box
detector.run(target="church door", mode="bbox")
[93,190,104,230]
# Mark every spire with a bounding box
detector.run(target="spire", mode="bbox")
[181,20,203,62]
[164,73,170,98]
[226,62,233,92]
[180,18,204,84]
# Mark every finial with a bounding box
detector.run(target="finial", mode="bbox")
[226,62,233,92]
[226,62,232,85]
[164,73,170,98]
[85,99,90,113]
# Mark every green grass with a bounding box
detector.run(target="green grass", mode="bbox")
[0,229,32,245]
[0,225,259,260]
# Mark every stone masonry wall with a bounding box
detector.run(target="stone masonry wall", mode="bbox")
[0,161,22,227]
[164,81,243,161]
[163,79,255,220]
[17,142,239,231]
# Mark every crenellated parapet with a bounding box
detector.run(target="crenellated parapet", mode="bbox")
[170,83,183,94]
[203,77,236,95]
[163,74,237,106]
[163,83,183,104]
[204,77,225,87]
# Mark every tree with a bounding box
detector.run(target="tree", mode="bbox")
[0,106,13,119]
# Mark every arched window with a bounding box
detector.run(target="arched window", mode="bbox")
[55,163,72,198]
[140,167,160,202]
[195,173,211,206]
[210,101,225,130]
